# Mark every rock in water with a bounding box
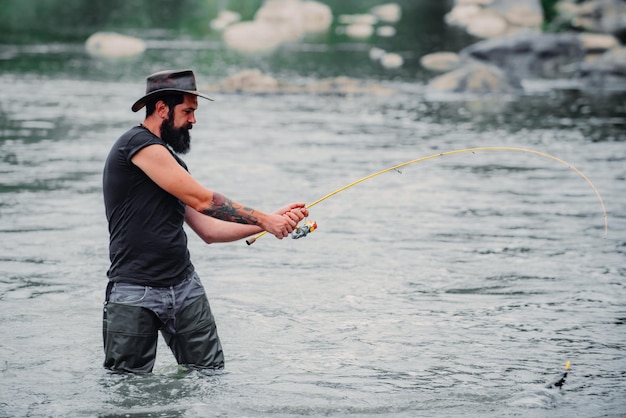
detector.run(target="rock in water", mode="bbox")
[85,32,146,59]
[428,62,522,94]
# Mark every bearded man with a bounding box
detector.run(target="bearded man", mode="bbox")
[102,69,307,373]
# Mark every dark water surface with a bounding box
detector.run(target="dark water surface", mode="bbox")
[1,30,625,417]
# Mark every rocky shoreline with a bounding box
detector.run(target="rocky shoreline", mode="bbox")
[423,0,626,93]
[210,0,626,95]
[204,69,396,96]
[85,0,626,95]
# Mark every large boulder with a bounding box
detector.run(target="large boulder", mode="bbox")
[425,1,626,94]
[222,0,332,53]
[459,31,585,79]
[85,32,146,59]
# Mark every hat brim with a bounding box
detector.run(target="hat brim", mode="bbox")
[131,88,214,112]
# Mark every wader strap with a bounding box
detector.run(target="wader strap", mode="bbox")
[105,281,114,302]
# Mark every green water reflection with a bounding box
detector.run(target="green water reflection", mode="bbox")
[0,1,471,81]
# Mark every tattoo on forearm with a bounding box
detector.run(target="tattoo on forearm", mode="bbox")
[202,193,259,225]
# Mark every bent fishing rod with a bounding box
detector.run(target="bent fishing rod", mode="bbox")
[246,146,608,245]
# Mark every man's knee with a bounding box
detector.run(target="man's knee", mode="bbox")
[103,302,160,373]
[166,296,224,369]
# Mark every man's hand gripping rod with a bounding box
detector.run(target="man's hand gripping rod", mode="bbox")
[246,218,316,245]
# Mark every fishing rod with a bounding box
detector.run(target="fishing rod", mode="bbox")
[246,146,608,245]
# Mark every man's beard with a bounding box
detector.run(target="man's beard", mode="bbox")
[160,116,192,154]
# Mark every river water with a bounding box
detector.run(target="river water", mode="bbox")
[1,29,625,418]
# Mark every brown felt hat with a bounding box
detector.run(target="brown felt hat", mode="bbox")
[131,69,214,112]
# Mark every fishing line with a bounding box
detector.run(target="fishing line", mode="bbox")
[246,146,608,245]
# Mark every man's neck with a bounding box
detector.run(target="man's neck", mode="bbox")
[141,118,161,138]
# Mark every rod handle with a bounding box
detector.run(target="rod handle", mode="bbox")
[246,231,267,245]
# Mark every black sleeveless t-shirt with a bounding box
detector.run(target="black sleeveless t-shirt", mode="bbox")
[103,125,193,286]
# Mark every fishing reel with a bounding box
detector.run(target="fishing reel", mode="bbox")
[291,219,317,239]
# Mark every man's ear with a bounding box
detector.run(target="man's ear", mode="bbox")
[156,100,169,119]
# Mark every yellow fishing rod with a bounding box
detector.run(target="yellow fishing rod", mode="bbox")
[246,146,608,245]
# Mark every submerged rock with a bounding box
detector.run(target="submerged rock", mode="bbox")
[578,47,626,90]
[428,62,522,94]
[420,52,462,72]
[344,23,375,39]
[207,69,283,93]
[376,25,397,38]
[305,76,395,95]
[368,48,404,69]
[207,69,395,96]
[379,52,404,69]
